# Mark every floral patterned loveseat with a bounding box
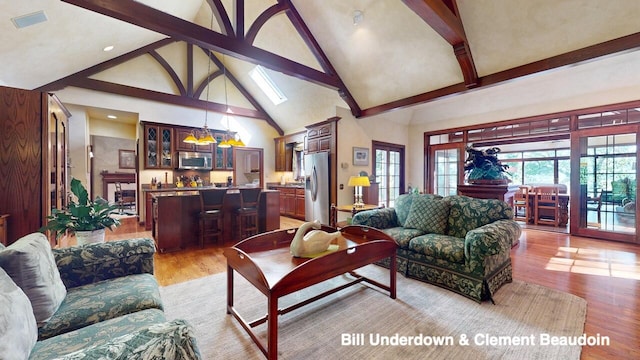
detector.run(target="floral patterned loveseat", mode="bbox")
[352,194,521,302]
[0,234,201,360]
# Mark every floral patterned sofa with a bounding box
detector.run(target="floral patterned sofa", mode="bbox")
[0,234,201,360]
[352,194,521,302]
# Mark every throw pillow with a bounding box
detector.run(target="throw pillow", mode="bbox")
[0,233,67,326]
[0,267,38,360]
[394,194,414,226]
[403,196,450,235]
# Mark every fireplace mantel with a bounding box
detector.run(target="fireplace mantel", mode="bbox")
[100,172,136,198]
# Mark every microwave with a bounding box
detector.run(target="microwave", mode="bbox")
[177,152,213,170]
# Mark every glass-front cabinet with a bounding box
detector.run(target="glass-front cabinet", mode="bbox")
[214,132,234,170]
[144,123,173,169]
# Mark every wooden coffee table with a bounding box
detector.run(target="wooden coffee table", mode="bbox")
[223,225,397,359]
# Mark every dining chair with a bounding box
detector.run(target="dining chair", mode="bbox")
[199,188,227,247]
[114,182,136,214]
[235,188,262,240]
[513,186,531,222]
[534,186,560,226]
[586,191,603,225]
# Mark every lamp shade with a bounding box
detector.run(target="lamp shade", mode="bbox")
[183,132,197,144]
[348,176,370,187]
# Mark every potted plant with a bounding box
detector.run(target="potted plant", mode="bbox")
[463,146,511,184]
[40,178,120,244]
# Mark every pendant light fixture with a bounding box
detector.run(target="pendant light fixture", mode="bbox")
[183,10,217,146]
[218,55,244,148]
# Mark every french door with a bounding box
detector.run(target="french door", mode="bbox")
[373,141,405,208]
[571,125,638,243]
[429,143,464,196]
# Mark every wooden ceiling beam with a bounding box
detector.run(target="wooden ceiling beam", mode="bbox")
[203,49,284,135]
[360,32,640,118]
[70,78,267,121]
[36,38,176,92]
[62,0,341,89]
[279,0,362,117]
[402,0,478,87]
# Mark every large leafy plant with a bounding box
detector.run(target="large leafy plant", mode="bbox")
[41,178,120,239]
[463,146,510,181]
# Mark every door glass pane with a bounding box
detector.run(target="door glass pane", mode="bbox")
[578,133,636,235]
[434,148,459,196]
[375,148,402,208]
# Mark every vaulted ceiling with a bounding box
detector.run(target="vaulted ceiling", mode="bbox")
[3,0,640,134]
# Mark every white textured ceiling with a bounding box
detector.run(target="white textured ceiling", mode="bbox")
[2,0,640,133]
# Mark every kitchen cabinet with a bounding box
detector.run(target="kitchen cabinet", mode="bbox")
[306,121,335,153]
[213,132,234,170]
[274,137,288,171]
[295,188,306,219]
[272,186,305,220]
[144,190,163,230]
[143,123,173,169]
[174,127,213,153]
[304,117,339,208]
[274,131,305,172]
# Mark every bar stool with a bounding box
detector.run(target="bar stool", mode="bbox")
[199,188,227,247]
[235,188,262,240]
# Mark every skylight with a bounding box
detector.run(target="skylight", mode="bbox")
[249,65,287,105]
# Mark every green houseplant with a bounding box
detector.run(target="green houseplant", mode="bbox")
[40,178,120,244]
[463,146,511,184]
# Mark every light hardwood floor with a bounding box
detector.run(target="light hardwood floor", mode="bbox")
[103,216,639,360]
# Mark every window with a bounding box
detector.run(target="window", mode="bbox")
[249,65,287,105]
[373,141,405,208]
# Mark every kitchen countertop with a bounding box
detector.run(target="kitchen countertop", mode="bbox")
[267,183,305,189]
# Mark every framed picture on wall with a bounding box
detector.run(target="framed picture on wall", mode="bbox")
[353,147,369,166]
[119,149,135,169]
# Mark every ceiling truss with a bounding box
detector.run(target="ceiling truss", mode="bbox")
[46,0,640,125]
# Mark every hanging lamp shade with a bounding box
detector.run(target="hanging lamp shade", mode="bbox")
[217,136,231,148]
[183,132,197,144]
[201,131,216,145]
[233,136,245,147]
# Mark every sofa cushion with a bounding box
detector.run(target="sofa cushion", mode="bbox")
[38,273,163,340]
[30,308,166,360]
[404,196,449,235]
[0,233,67,326]
[382,227,426,249]
[445,196,512,238]
[409,234,465,264]
[0,267,38,360]
[394,194,415,226]
[40,319,200,360]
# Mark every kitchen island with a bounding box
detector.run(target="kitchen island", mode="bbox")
[151,188,279,253]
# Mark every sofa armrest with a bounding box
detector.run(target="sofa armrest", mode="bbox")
[52,238,156,289]
[464,220,521,260]
[51,319,201,360]
[351,207,399,229]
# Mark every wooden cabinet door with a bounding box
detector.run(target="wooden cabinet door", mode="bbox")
[275,137,286,171]
[174,128,195,152]
[295,188,306,218]
[144,125,173,169]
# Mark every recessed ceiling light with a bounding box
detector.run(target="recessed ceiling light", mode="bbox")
[103,45,114,52]
[107,115,117,119]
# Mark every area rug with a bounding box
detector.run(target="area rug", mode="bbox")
[160,265,586,359]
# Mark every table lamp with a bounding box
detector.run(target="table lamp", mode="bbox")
[348,175,370,208]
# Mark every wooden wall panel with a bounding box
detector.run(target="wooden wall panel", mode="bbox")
[0,86,44,244]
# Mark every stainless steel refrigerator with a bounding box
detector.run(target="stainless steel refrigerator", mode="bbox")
[304,151,330,225]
